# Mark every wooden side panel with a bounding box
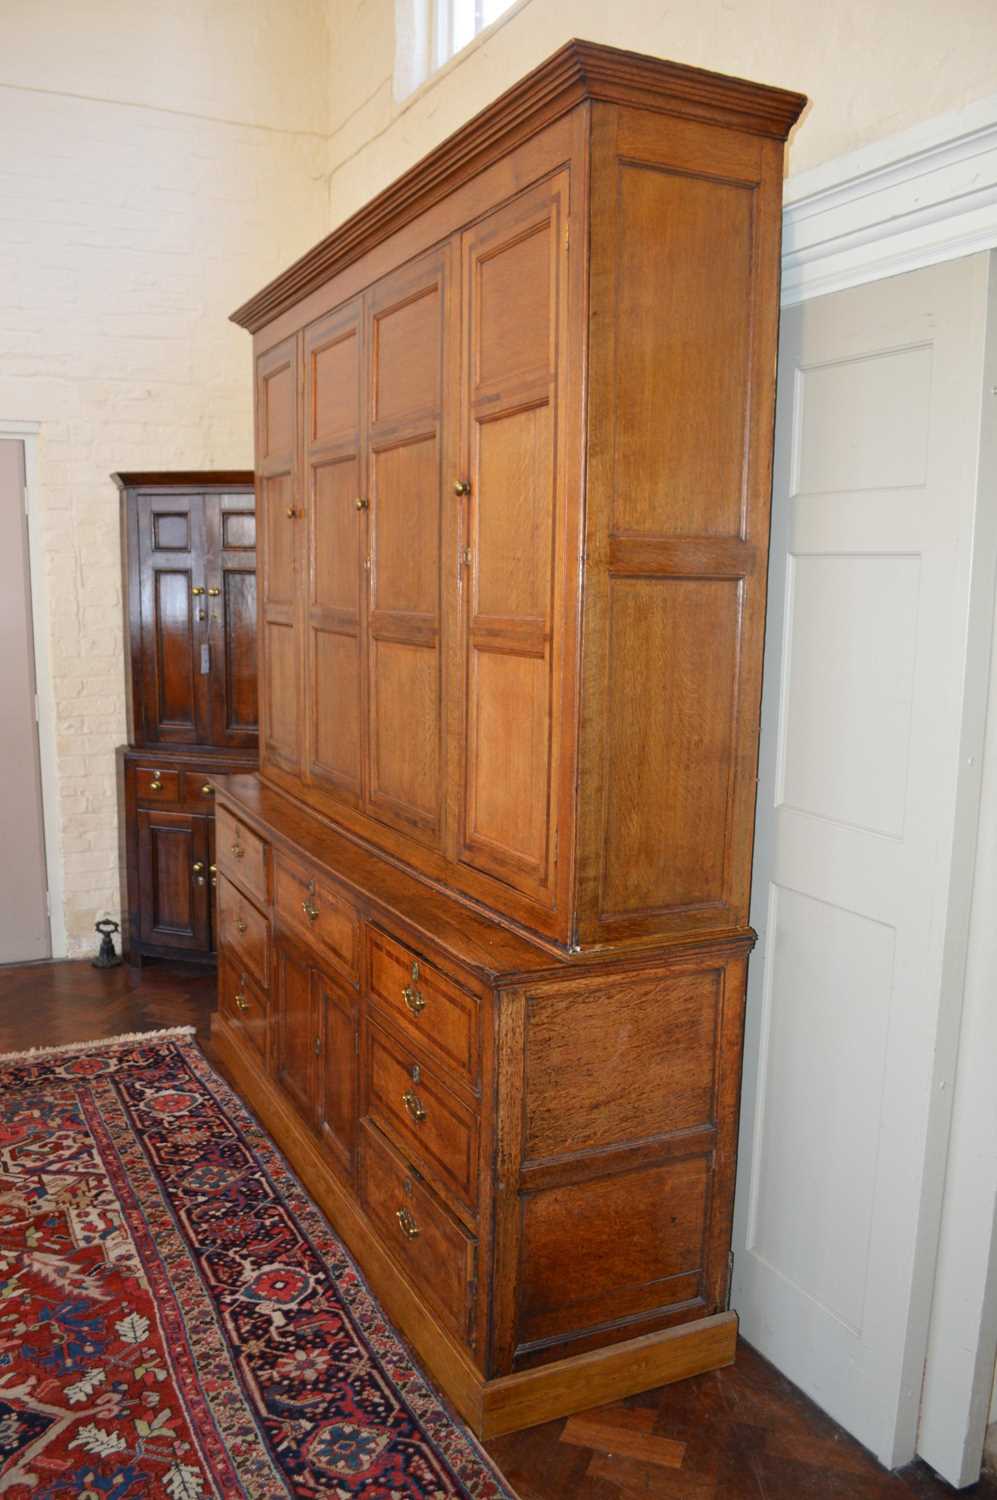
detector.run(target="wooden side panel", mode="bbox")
[304,302,365,803]
[366,250,450,845]
[458,173,570,907]
[257,335,303,778]
[135,492,206,744]
[576,105,785,945]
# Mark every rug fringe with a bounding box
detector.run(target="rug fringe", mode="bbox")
[0,1025,198,1065]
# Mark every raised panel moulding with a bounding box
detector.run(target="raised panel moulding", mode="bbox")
[782,91,997,306]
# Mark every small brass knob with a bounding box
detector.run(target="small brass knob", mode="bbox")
[235,990,249,1012]
[236,917,247,935]
[286,506,296,519]
[149,774,163,791]
[192,861,205,874]
[191,585,205,596]
[453,479,471,496]
[354,496,369,511]
[201,783,213,795]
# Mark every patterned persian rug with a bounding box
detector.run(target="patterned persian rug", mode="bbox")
[0,1027,515,1498]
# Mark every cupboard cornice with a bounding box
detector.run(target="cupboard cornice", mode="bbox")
[230,39,805,336]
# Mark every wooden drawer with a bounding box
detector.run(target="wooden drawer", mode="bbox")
[135,765,181,803]
[358,1121,476,1348]
[365,1020,478,1217]
[219,952,269,1066]
[216,805,270,906]
[368,929,479,1086]
[274,855,359,983]
[217,876,270,991]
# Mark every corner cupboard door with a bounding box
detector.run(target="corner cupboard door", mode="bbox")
[135,490,209,744]
[303,299,365,806]
[257,335,303,780]
[457,174,570,905]
[204,491,258,749]
[365,248,452,848]
[136,809,210,951]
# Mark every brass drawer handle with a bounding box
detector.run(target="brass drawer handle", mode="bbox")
[402,983,425,1016]
[231,841,244,859]
[149,773,163,791]
[396,1207,420,1239]
[402,1089,427,1124]
[201,782,213,795]
[234,990,250,1012]
[302,897,319,923]
[236,917,247,935]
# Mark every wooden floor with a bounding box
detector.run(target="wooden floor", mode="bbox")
[0,957,991,1500]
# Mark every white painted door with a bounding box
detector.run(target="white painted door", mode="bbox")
[733,252,997,1468]
[0,439,50,963]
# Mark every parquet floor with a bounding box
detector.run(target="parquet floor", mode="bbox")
[1,957,992,1500]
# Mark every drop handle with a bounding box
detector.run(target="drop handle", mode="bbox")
[396,1207,420,1239]
[402,1089,427,1124]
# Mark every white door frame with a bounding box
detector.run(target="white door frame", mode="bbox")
[0,422,66,959]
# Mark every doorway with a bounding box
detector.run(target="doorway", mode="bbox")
[0,437,51,962]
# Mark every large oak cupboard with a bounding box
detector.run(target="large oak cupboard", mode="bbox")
[211,41,805,1438]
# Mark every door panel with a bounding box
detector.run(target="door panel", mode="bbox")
[316,969,358,1181]
[204,491,258,748]
[274,936,319,1126]
[304,303,365,803]
[458,175,568,903]
[257,336,302,776]
[734,255,996,1467]
[365,253,449,844]
[137,809,210,950]
[136,491,208,744]
[0,439,49,962]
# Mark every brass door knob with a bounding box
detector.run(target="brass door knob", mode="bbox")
[354,496,369,511]
[192,585,205,596]
[453,479,471,496]
[192,861,205,874]
[201,783,213,795]
[207,587,220,597]
[286,506,296,519]
[149,774,163,791]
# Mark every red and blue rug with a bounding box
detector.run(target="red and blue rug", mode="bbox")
[0,1027,515,1498]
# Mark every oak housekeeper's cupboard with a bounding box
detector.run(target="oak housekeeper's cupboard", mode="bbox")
[211,41,805,1438]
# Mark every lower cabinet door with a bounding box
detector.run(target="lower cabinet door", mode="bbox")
[315,968,358,1181]
[273,935,320,1126]
[137,809,211,951]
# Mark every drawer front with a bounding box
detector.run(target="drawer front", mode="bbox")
[358,1122,476,1348]
[217,876,270,991]
[216,806,270,906]
[365,1021,478,1215]
[368,929,479,1085]
[274,856,359,983]
[219,951,269,1065]
[183,773,218,811]
[135,765,181,803]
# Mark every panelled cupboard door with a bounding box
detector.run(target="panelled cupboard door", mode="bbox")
[366,249,451,847]
[135,492,209,744]
[257,335,303,779]
[204,492,258,748]
[316,969,358,1181]
[304,299,365,804]
[136,809,210,950]
[457,173,570,906]
[274,936,320,1126]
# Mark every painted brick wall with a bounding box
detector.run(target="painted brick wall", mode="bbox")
[0,8,331,956]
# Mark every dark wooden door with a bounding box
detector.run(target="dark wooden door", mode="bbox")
[135,492,209,744]
[204,491,258,749]
[257,336,303,779]
[136,809,210,950]
[364,249,451,848]
[273,934,319,1125]
[456,174,569,906]
[315,968,358,1181]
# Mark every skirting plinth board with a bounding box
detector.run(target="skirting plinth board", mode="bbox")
[212,1012,739,1440]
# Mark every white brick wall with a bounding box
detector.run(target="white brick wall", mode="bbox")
[0,10,331,956]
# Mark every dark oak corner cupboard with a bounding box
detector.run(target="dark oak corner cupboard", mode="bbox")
[211,43,805,1439]
[115,472,259,965]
